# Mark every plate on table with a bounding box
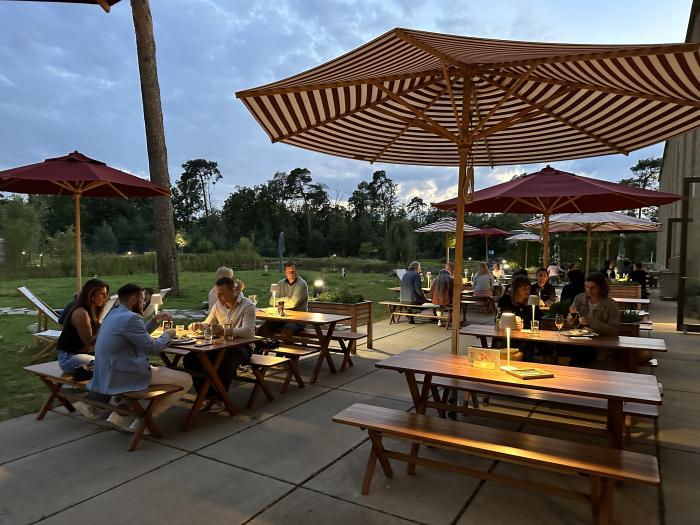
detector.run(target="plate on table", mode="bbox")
[562,328,597,337]
[172,337,196,345]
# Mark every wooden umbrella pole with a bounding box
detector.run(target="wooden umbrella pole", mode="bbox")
[585,226,593,275]
[446,232,450,263]
[74,194,82,292]
[542,213,550,266]
[484,236,489,264]
[452,147,469,355]
[525,241,529,268]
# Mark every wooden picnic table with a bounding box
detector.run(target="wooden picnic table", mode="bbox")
[459,324,666,373]
[255,309,352,383]
[376,349,661,449]
[162,335,255,431]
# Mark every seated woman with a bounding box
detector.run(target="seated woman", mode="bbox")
[57,278,110,373]
[491,262,505,280]
[560,269,585,304]
[531,267,556,305]
[561,272,620,366]
[430,268,454,327]
[473,260,495,300]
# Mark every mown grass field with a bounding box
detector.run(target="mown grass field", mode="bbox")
[0,268,404,421]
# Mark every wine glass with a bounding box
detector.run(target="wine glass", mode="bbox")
[555,314,564,336]
[249,294,258,307]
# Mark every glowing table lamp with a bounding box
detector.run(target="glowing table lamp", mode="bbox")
[527,295,539,325]
[270,283,280,305]
[150,293,163,315]
[500,312,518,371]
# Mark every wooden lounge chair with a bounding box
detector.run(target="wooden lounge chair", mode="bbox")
[17,286,60,330]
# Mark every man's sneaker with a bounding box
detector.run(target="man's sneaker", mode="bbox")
[207,401,226,413]
[73,401,106,421]
[127,419,151,435]
[107,411,135,432]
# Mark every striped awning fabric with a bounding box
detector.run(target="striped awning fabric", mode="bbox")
[414,218,478,233]
[236,28,700,167]
[506,232,542,242]
[522,212,660,232]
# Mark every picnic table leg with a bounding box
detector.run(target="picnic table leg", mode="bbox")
[405,371,432,475]
[310,322,337,383]
[624,351,638,373]
[183,350,237,432]
[479,336,490,348]
[338,339,354,371]
[37,378,75,419]
[247,366,275,408]
[125,397,164,451]
[606,399,625,449]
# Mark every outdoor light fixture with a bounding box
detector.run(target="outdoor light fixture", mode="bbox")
[149,293,163,315]
[527,295,539,324]
[503,263,511,270]
[426,271,432,287]
[127,251,132,256]
[313,279,325,297]
[502,259,507,264]
[500,313,518,370]
[314,279,324,288]
[270,283,280,305]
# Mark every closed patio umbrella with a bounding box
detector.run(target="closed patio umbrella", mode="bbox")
[237,28,700,353]
[414,218,478,262]
[0,151,170,291]
[522,211,659,274]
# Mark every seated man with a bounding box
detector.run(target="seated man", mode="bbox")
[187,276,255,412]
[258,260,309,338]
[208,266,246,310]
[531,267,557,305]
[88,283,193,432]
[400,261,428,324]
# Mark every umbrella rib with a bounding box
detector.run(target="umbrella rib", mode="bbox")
[470,89,494,167]
[491,71,700,109]
[440,62,463,139]
[370,84,450,163]
[471,42,699,72]
[395,28,467,70]
[371,84,459,143]
[470,65,537,140]
[273,75,441,143]
[481,74,630,155]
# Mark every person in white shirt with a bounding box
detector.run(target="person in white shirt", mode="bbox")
[187,276,255,412]
[491,262,505,280]
[547,260,562,283]
[208,266,245,310]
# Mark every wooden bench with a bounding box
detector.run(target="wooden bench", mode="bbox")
[421,375,659,444]
[378,301,453,328]
[24,361,182,451]
[17,286,61,331]
[273,331,358,373]
[301,328,367,357]
[333,403,660,525]
[240,354,296,408]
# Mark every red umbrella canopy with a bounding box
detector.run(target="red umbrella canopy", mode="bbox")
[0,151,170,198]
[20,0,121,12]
[433,165,681,214]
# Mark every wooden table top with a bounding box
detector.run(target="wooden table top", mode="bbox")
[255,308,351,325]
[459,324,667,352]
[376,349,661,404]
[166,334,256,353]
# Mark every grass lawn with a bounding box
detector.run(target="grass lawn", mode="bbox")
[0,269,401,421]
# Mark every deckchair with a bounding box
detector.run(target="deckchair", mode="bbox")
[395,269,406,280]
[17,287,60,331]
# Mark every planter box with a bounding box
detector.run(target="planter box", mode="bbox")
[308,300,373,349]
[608,284,641,299]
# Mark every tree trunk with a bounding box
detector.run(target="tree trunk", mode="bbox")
[130,0,179,294]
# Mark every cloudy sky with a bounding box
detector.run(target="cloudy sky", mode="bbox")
[0,0,693,207]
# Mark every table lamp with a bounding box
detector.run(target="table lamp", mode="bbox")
[426,271,432,288]
[270,283,280,305]
[150,293,163,315]
[527,295,539,325]
[500,312,518,370]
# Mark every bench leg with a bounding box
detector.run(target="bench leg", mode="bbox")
[247,367,275,408]
[361,447,378,495]
[37,378,75,419]
[338,340,354,371]
[369,430,393,479]
[405,372,431,475]
[592,478,614,525]
[126,397,163,452]
[281,355,305,392]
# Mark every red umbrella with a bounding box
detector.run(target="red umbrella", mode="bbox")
[21,0,121,12]
[0,151,170,291]
[434,165,682,264]
[462,227,511,264]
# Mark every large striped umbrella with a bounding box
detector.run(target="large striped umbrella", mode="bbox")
[522,211,660,274]
[414,218,478,262]
[237,28,700,353]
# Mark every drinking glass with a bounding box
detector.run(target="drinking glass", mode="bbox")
[555,314,565,334]
[203,326,213,345]
[176,324,185,338]
[223,322,234,341]
[249,295,258,307]
[530,320,539,336]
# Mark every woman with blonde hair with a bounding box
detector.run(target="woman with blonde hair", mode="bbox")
[472,261,495,311]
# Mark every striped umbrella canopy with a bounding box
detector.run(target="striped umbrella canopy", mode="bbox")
[462,227,512,263]
[237,27,700,354]
[414,218,478,263]
[506,232,541,268]
[522,211,659,273]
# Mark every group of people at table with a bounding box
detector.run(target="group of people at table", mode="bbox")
[53,261,310,432]
[400,259,646,366]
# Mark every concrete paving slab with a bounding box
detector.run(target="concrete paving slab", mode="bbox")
[198,389,411,484]
[304,437,489,525]
[40,454,293,525]
[337,368,415,403]
[0,431,184,524]
[249,487,415,525]
[657,389,700,453]
[0,411,102,464]
[655,358,700,394]
[296,354,378,389]
[661,447,700,525]
[458,458,660,525]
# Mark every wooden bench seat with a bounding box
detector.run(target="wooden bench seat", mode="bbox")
[378,301,455,328]
[24,361,182,451]
[420,375,658,443]
[238,354,299,408]
[333,403,659,525]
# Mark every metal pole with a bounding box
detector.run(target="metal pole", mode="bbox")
[74,194,82,292]
[542,213,550,266]
[585,226,592,275]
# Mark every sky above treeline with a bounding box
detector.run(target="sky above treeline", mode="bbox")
[0,0,693,207]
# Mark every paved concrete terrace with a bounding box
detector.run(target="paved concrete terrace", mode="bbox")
[1,293,698,525]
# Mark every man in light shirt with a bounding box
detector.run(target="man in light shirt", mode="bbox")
[258,260,309,337]
[187,276,255,411]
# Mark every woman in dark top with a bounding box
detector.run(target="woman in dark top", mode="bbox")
[560,269,585,304]
[57,278,109,373]
[530,267,556,305]
[498,275,541,329]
